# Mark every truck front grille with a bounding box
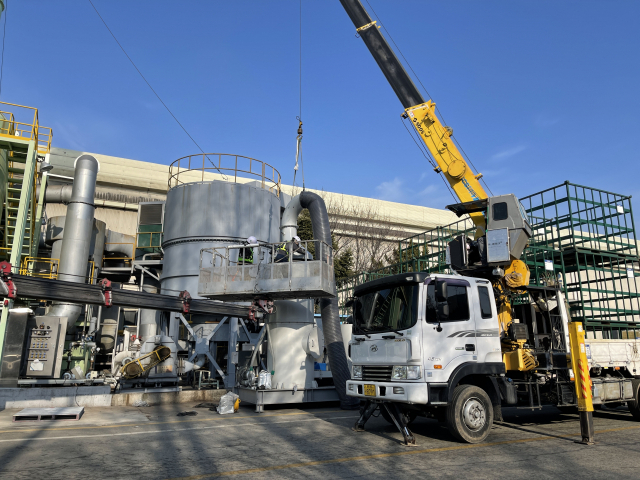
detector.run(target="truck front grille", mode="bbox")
[362,365,393,382]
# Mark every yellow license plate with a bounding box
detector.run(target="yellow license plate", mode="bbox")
[364,384,376,396]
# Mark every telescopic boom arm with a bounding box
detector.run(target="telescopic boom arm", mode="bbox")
[339,0,487,227]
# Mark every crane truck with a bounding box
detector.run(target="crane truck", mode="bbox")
[338,0,640,444]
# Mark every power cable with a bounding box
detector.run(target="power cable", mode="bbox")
[0,0,8,100]
[87,0,226,179]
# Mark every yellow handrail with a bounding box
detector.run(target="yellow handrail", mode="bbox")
[19,257,95,283]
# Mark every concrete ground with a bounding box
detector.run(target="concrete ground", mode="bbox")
[0,402,639,479]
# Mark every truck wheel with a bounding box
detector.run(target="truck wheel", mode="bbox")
[629,380,640,420]
[446,384,493,443]
[379,405,417,426]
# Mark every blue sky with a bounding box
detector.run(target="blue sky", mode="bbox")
[3,1,639,208]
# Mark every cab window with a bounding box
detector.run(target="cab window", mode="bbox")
[492,202,508,221]
[426,284,470,322]
[478,286,493,319]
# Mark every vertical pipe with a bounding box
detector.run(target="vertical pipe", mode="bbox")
[47,155,100,331]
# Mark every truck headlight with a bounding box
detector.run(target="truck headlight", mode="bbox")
[352,365,362,379]
[392,366,421,380]
[392,365,407,380]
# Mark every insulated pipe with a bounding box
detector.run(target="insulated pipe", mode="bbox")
[91,220,107,276]
[280,194,302,242]
[298,191,358,409]
[47,155,100,332]
[41,184,73,204]
[139,272,161,342]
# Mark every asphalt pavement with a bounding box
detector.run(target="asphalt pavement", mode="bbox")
[0,402,638,479]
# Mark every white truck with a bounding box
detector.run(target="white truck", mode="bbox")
[346,272,640,444]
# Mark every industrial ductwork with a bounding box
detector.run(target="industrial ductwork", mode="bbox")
[43,184,73,204]
[282,191,358,409]
[46,155,100,332]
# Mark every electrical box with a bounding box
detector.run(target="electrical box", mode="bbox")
[486,228,510,265]
[22,316,68,378]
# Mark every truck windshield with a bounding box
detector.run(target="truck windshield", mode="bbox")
[353,284,419,334]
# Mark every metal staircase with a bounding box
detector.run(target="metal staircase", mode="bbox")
[0,103,51,267]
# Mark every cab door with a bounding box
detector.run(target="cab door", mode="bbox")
[423,278,476,379]
[471,280,502,362]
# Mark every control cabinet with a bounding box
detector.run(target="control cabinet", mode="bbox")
[22,316,67,378]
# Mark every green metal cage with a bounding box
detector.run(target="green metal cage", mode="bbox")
[337,182,639,338]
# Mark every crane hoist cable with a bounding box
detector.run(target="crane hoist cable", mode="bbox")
[293,0,306,192]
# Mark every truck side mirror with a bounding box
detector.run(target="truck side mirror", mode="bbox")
[435,280,448,302]
[437,302,449,320]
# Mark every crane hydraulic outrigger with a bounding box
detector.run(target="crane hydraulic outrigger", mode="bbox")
[339,0,535,370]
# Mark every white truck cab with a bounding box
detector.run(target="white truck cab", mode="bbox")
[345,271,640,444]
[346,272,505,443]
[347,271,502,400]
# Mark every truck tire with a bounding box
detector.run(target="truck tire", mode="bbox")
[379,405,417,426]
[629,380,640,421]
[446,384,493,443]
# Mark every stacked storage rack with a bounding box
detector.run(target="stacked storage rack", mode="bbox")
[338,182,640,339]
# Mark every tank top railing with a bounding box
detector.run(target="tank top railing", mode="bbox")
[168,153,281,197]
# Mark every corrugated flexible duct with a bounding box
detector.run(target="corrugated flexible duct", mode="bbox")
[46,155,100,332]
[282,191,359,409]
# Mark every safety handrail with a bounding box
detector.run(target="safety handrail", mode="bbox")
[19,257,96,283]
[0,102,39,143]
[168,153,281,197]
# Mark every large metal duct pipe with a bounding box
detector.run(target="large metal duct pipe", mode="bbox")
[281,191,358,409]
[47,155,100,332]
[42,184,73,204]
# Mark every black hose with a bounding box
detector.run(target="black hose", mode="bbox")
[299,191,359,409]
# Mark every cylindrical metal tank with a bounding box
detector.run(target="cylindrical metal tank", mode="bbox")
[161,181,281,297]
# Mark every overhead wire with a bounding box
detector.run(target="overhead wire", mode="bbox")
[0,0,8,100]
[364,0,494,196]
[87,0,227,180]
